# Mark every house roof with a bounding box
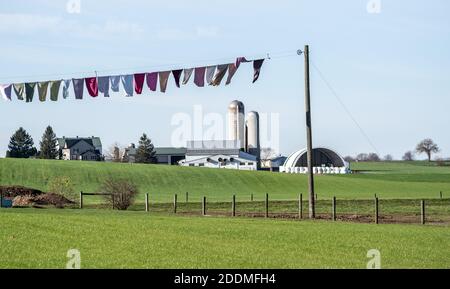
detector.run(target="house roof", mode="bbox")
[58,137,102,149]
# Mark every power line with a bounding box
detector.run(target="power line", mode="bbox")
[310,59,380,154]
[0,49,299,82]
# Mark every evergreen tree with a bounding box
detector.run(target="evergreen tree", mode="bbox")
[39,125,58,159]
[6,127,37,158]
[135,133,157,164]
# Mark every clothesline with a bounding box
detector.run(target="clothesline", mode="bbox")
[0,57,266,102]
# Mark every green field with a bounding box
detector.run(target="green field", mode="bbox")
[0,209,449,269]
[1,158,450,202]
[1,159,449,269]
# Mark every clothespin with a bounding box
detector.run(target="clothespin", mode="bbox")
[297,49,303,55]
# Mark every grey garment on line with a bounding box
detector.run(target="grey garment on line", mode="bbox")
[13,83,25,100]
[110,75,121,92]
[211,64,229,86]
[63,79,71,99]
[159,71,171,93]
[205,66,216,85]
[226,63,238,85]
[182,68,194,85]
[98,76,110,97]
[121,75,133,96]
[72,78,84,100]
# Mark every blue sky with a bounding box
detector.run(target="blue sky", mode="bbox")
[1,0,449,159]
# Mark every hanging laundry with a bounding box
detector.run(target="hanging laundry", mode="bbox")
[85,77,98,97]
[172,70,183,88]
[25,83,36,103]
[38,81,49,102]
[134,73,145,94]
[121,75,134,97]
[236,57,251,68]
[182,68,194,85]
[159,71,171,93]
[225,63,238,85]
[72,78,84,100]
[253,59,265,83]
[194,67,206,87]
[146,72,158,92]
[50,80,61,101]
[206,66,216,85]
[110,75,121,92]
[98,76,110,97]
[63,80,71,99]
[0,84,12,101]
[212,64,229,86]
[13,84,25,100]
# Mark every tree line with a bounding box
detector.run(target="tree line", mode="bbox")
[345,138,441,162]
[5,127,158,164]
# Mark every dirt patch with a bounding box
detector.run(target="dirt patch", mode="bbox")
[0,186,44,198]
[11,193,74,208]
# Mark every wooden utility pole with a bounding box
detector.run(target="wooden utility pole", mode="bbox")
[304,45,315,219]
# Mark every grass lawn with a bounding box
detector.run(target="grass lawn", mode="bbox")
[0,208,449,269]
[1,158,450,202]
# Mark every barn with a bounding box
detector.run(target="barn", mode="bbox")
[280,147,350,174]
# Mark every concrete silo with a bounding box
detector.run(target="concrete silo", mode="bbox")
[246,111,260,161]
[228,100,245,149]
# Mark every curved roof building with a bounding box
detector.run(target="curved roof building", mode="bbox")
[281,147,349,174]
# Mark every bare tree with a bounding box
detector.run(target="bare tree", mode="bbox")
[356,153,369,162]
[105,142,126,162]
[101,178,139,210]
[416,139,439,162]
[344,156,355,163]
[367,153,381,162]
[384,154,394,161]
[402,151,414,161]
[261,148,277,162]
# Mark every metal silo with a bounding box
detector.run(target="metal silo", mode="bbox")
[227,100,245,149]
[246,111,260,159]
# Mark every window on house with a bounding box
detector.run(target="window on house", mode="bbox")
[199,163,205,167]
[247,162,254,166]
[240,162,246,166]
[189,164,195,167]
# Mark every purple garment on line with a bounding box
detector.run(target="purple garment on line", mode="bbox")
[0,84,12,100]
[172,70,183,88]
[194,67,206,87]
[253,59,265,83]
[72,78,84,100]
[146,72,158,92]
[85,77,98,97]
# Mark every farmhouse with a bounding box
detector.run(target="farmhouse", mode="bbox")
[280,147,350,174]
[57,136,103,161]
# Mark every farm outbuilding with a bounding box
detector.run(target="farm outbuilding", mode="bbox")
[280,147,350,174]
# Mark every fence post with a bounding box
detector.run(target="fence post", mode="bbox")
[251,193,254,202]
[232,195,236,217]
[186,192,189,203]
[173,194,177,214]
[202,197,206,216]
[79,191,83,209]
[421,200,426,225]
[440,191,443,200]
[375,197,379,224]
[299,193,303,219]
[0,192,3,208]
[145,193,149,212]
[265,193,269,218]
[332,196,336,221]
[111,194,115,210]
